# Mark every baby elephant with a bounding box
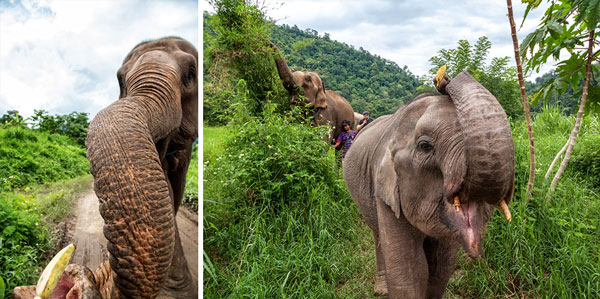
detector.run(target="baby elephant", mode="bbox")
[343,71,515,298]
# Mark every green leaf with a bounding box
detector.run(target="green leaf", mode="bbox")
[0,275,5,299]
[576,0,600,30]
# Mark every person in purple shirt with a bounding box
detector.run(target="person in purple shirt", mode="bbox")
[334,120,356,159]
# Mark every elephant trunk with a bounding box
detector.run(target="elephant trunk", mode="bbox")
[86,62,182,298]
[446,71,515,205]
[270,42,299,102]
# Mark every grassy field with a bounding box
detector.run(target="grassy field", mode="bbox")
[203,108,600,298]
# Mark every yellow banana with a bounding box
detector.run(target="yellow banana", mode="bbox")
[35,243,75,299]
[434,65,447,88]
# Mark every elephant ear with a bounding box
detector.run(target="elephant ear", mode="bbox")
[374,147,401,218]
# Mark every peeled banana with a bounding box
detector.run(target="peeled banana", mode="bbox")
[35,243,75,299]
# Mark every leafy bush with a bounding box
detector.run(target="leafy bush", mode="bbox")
[220,102,341,208]
[570,114,600,187]
[0,193,50,296]
[0,176,91,298]
[0,127,89,192]
[203,83,371,296]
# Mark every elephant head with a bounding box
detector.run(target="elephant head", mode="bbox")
[85,36,198,298]
[272,44,328,109]
[379,71,514,257]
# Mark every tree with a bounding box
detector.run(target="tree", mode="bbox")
[0,110,26,127]
[428,36,524,119]
[506,0,536,199]
[206,0,288,117]
[519,0,599,199]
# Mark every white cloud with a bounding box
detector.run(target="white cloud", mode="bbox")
[1,0,198,119]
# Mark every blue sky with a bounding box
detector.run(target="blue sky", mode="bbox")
[1,0,198,119]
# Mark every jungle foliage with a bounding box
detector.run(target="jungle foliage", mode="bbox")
[0,110,90,147]
[203,10,422,124]
[0,126,89,193]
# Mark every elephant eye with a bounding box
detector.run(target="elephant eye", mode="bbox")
[418,140,434,152]
[305,75,311,82]
[118,75,124,89]
[183,66,196,87]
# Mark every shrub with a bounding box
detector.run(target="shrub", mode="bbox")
[570,114,600,187]
[0,193,50,296]
[203,84,368,296]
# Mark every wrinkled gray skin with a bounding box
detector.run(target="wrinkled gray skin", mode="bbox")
[343,72,515,298]
[13,37,198,299]
[272,43,355,144]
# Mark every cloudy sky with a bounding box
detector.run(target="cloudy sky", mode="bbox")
[2,0,555,119]
[202,0,554,78]
[1,0,198,119]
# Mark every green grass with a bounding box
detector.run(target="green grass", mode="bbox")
[0,175,93,298]
[203,107,600,298]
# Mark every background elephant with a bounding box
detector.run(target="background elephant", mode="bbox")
[343,72,515,298]
[271,43,355,144]
[353,112,363,131]
[13,37,199,299]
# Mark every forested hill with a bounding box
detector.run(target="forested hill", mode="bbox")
[204,13,422,117]
[269,24,422,116]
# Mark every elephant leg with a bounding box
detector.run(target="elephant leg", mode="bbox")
[373,230,388,296]
[159,222,197,298]
[423,237,458,299]
[376,198,428,298]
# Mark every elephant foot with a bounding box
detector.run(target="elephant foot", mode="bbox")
[158,273,197,299]
[374,272,388,297]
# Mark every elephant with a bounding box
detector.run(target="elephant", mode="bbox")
[343,71,515,298]
[13,36,198,299]
[353,112,363,131]
[271,42,356,144]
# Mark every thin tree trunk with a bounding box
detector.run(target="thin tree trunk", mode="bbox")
[547,29,595,200]
[545,140,568,179]
[507,0,536,199]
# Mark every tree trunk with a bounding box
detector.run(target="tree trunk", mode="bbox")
[546,29,596,200]
[545,140,568,179]
[507,0,536,199]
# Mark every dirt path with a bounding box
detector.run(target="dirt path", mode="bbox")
[68,185,198,284]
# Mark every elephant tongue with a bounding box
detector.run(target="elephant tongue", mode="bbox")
[455,202,483,258]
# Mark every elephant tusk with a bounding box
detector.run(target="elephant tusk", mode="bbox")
[498,200,511,222]
[453,196,460,212]
[435,65,447,88]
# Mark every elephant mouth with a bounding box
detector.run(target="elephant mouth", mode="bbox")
[446,198,484,258]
